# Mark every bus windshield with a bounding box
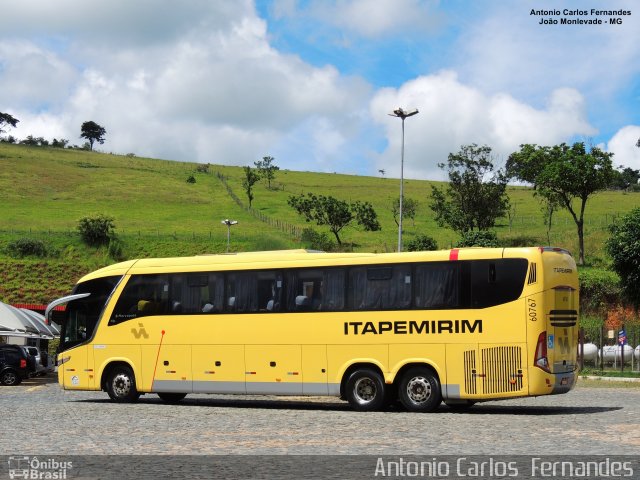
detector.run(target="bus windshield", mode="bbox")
[59,276,121,351]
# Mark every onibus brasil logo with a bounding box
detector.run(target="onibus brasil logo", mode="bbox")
[7,456,72,479]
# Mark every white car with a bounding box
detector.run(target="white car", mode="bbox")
[23,346,47,375]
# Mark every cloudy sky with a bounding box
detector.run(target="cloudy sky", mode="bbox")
[1,0,639,180]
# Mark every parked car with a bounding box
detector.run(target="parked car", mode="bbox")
[0,344,31,386]
[23,346,47,375]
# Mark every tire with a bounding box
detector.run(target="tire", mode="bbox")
[105,365,140,403]
[345,368,386,411]
[157,392,187,404]
[398,367,442,413]
[1,369,21,386]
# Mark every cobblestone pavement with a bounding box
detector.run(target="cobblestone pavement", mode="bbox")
[1,375,639,455]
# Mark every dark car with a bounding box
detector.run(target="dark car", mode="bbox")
[0,344,31,386]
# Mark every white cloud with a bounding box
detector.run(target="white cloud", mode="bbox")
[0,1,370,170]
[371,71,597,179]
[456,0,640,101]
[271,0,443,37]
[607,126,640,170]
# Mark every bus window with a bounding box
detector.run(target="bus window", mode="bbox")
[110,274,170,324]
[470,259,528,308]
[171,273,224,314]
[226,271,282,313]
[285,268,346,312]
[61,276,120,348]
[286,269,323,311]
[348,265,412,310]
[414,263,460,309]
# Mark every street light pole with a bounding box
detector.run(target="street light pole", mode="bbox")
[221,219,238,253]
[389,107,419,252]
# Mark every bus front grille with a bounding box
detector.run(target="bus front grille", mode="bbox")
[481,346,523,394]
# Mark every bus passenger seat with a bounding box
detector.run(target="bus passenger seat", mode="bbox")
[295,295,310,311]
[202,303,215,313]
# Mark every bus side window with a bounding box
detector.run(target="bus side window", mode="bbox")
[470,259,528,308]
[285,269,323,312]
[110,274,169,324]
[414,263,460,309]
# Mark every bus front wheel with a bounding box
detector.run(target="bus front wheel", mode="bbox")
[345,368,386,411]
[398,367,441,413]
[106,365,140,403]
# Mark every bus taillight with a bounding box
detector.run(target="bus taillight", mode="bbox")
[534,331,550,372]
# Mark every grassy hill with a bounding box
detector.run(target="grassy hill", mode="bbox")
[1,142,640,304]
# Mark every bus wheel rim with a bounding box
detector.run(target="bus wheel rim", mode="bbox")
[354,377,377,404]
[406,376,431,404]
[113,373,131,397]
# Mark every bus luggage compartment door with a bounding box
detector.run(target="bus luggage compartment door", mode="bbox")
[245,345,303,395]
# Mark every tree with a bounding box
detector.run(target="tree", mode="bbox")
[254,156,279,189]
[507,142,614,265]
[52,138,69,149]
[429,144,509,234]
[606,208,640,307]
[288,193,381,245]
[80,121,107,151]
[242,166,260,207]
[609,166,640,190]
[391,196,418,227]
[541,193,562,245]
[0,112,19,135]
[378,169,386,178]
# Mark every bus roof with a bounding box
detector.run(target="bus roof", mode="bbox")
[76,247,571,284]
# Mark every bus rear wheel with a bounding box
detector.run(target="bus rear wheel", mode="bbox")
[345,368,386,411]
[157,392,187,404]
[398,367,441,413]
[106,365,140,403]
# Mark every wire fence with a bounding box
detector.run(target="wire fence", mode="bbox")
[215,171,303,238]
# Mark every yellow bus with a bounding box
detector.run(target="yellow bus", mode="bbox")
[46,247,579,412]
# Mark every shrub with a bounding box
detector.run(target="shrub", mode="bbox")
[455,231,499,248]
[6,238,49,258]
[579,268,621,314]
[78,214,115,246]
[500,235,541,247]
[108,237,125,261]
[186,174,196,184]
[406,234,438,252]
[301,227,335,252]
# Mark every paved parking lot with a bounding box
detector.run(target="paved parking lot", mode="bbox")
[1,375,639,455]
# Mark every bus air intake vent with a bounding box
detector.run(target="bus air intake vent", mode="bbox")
[481,346,523,395]
[527,263,537,285]
[549,309,578,327]
[463,349,477,395]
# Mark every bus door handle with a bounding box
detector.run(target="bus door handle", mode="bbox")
[215,361,221,367]
[270,361,276,367]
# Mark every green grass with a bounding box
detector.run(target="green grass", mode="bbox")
[580,368,640,378]
[577,378,640,388]
[2,142,640,303]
